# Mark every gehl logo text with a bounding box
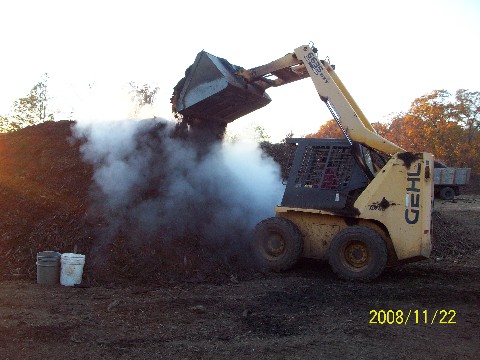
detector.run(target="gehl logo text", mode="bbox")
[405,164,421,224]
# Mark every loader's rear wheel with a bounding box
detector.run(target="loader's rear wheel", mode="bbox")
[252,217,303,272]
[328,226,387,281]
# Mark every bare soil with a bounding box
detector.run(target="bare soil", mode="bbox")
[1,122,479,359]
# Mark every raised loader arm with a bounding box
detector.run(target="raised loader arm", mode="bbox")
[235,45,404,155]
[172,44,404,156]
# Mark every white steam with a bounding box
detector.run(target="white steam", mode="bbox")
[73,118,284,249]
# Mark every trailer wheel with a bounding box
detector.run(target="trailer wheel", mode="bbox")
[439,186,455,200]
[252,217,303,271]
[328,226,387,281]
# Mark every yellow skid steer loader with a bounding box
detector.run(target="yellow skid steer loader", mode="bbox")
[172,44,434,281]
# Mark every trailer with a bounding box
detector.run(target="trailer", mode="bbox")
[434,163,471,200]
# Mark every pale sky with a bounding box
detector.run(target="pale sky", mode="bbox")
[1,0,479,141]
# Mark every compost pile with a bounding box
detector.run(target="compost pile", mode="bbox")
[0,121,477,283]
[431,211,477,258]
[0,121,93,280]
[260,142,295,180]
[0,120,259,284]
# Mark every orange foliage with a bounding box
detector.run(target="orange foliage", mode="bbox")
[305,90,480,173]
[305,119,343,139]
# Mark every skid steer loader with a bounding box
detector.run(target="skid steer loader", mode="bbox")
[172,44,434,281]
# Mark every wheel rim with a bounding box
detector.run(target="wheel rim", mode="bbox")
[445,189,454,199]
[263,232,286,258]
[343,240,369,268]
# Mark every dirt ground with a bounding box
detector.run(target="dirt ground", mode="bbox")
[1,195,479,360]
[0,122,479,359]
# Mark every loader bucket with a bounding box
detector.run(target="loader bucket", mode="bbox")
[172,51,271,124]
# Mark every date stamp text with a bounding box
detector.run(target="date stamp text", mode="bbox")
[369,309,456,325]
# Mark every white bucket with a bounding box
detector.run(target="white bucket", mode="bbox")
[60,253,85,286]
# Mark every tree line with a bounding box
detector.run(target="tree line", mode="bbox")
[0,74,55,132]
[1,77,478,172]
[0,76,159,133]
[307,89,480,172]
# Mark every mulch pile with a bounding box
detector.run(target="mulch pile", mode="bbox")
[430,211,477,258]
[0,121,93,280]
[0,121,477,283]
[0,121,256,284]
[464,173,480,194]
[260,142,295,180]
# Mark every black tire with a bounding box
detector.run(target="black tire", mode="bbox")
[328,226,387,281]
[252,217,303,271]
[439,186,455,200]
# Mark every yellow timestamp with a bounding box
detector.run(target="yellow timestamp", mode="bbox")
[369,309,456,325]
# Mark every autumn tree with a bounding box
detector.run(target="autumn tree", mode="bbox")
[450,89,480,169]
[305,119,343,138]
[452,89,480,143]
[280,130,295,143]
[10,73,55,130]
[380,90,477,169]
[0,74,55,133]
[254,125,271,143]
[305,89,480,172]
[307,119,391,142]
[0,116,12,133]
[129,82,159,117]
[371,122,390,138]
[375,90,479,170]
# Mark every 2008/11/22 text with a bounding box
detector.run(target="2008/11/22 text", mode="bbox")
[369,309,456,325]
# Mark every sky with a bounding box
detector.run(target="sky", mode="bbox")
[1,0,479,141]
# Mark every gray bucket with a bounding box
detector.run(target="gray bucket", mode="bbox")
[173,50,271,124]
[36,251,61,285]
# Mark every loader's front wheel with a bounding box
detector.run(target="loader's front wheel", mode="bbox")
[252,217,303,272]
[328,226,387,281]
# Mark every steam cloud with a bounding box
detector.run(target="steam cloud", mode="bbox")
[73,117,284,275]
